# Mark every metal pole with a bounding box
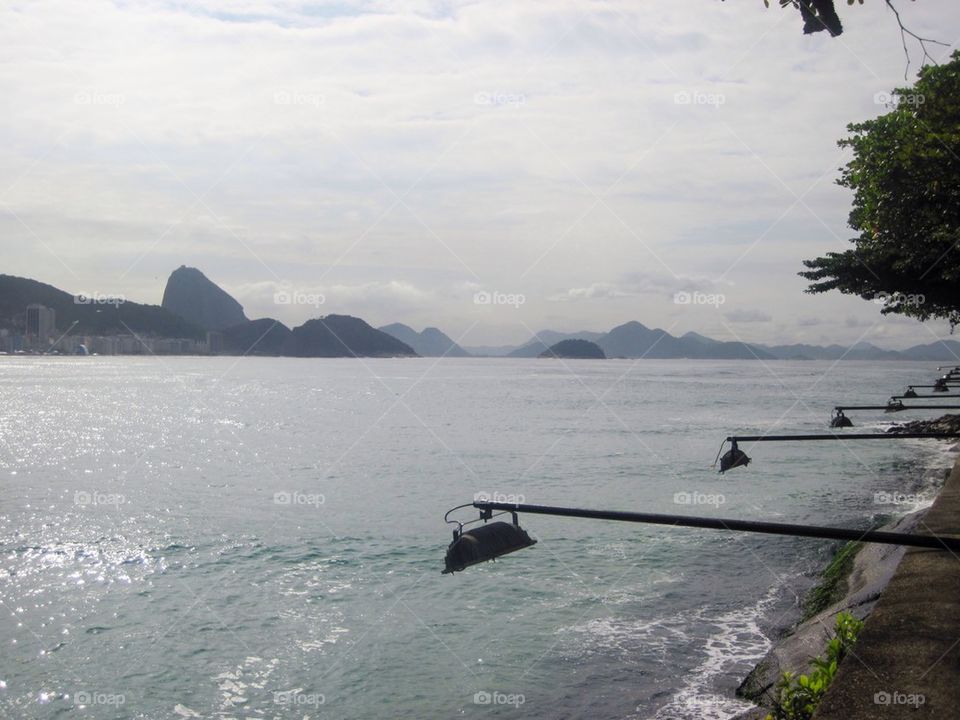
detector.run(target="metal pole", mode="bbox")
[891,395,960,400]
[726,433,960,442]
[835,405,960,411]
[473,501,960,552]
[835,405,901,411]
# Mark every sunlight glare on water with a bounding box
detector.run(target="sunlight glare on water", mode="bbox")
[0,357,952,719]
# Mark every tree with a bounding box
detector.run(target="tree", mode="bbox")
[800,51,960,326]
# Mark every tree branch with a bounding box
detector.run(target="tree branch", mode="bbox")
[885,0,949,79]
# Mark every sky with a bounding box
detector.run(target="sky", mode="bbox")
[1,0,959,349]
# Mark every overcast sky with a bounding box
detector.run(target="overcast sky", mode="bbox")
[2,0,958,348]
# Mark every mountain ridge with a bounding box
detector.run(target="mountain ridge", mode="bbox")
[2,270,955,360]
[495,323,960,361]
[0,273,205,340]
[378,323,470,357]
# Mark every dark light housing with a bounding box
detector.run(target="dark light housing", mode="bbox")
[718,440,751,473]
[443,521,536,574]
[830,409,853,428]
[442,507,536,574]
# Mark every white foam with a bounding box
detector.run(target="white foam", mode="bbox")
[173,704,201,717]
[563,615,693,662]
[646,579,786,720]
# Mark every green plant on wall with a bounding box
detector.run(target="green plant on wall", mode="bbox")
[766,612,864,720]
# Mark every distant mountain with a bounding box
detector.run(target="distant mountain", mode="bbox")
[681,331,720,346]
[758,341,903,361]
[757,342,845,360]
[599,321,775,360]
[891,341,960,362]
[379,323,470,357]
[462,344,522,357]
[0,274,204,339]
[506,322,772,360]
[221,318,294,355]
[540,339,606,359]
[5,270,958,361]
[291,315,417,357]
[161,266,247,331]
[599,321,679,358]
[507,330,605,358]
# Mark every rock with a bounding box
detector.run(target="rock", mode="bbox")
[888,414,960,435]
[736,511,926,713]
[161,266,247,331]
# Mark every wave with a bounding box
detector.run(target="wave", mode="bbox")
[645,578,787,720]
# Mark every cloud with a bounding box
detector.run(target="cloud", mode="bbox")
[724,309,772,323]
[1,0,957,346]
[548,271,731,302]
[231,278,435,325]
[547,282,630,302]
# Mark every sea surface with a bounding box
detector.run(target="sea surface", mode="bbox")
[0,357,953,720]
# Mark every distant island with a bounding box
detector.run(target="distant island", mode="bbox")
[3,268,960,360]
[539,339,606,359]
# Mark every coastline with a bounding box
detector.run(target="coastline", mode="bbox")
[731,423,960,720]
[731,510,929,719]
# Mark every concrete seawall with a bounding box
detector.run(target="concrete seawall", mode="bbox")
[813,454,960,719]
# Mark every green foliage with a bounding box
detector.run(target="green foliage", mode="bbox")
[800,51,960,327]
[803,542,862,620]
[765,612,864,720]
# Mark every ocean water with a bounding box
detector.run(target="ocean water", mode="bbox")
[0,357,953,720]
